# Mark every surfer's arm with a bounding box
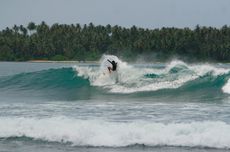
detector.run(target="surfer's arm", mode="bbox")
[107,59,112,64]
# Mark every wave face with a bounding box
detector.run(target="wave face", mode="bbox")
[1,55,230,101]
[0,67,88,89]
[0,67,92,100]
[0,117,230,149]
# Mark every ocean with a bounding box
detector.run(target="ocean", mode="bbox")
[1,55,230,152]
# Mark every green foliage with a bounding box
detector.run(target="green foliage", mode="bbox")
[27,22,36,31]
[0,45,15,61]
[50,55,67,61]
[0,22,230,62]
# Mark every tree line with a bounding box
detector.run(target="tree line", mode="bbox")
[0,21,230,61]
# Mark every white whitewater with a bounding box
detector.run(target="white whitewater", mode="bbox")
[0,117,230,148]
[74,55,230,94]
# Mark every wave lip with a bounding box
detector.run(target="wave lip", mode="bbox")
[0,117,230,149]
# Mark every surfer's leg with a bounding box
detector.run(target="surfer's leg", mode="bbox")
[108,67,111,73]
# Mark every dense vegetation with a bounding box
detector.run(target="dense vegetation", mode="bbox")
[0,21,230,61]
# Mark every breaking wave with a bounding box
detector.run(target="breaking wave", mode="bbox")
[1,55,230,97]
[0,117,230,149]
[74,55,230,94]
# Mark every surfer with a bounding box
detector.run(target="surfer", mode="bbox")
[107,59,117,73]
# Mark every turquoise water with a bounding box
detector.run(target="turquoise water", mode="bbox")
[1,55,230,152]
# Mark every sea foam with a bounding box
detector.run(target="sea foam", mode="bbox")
[222,79,230,94]
[0,117,230,148]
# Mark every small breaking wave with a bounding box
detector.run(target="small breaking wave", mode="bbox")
[0,117,230,149]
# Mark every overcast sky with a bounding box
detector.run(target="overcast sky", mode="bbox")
[1,0,230,30]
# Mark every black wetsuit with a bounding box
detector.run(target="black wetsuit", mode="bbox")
[107,60,117,71]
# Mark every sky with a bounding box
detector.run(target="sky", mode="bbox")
[1,0,230,30]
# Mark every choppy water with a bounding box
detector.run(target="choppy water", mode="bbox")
[1,55,230,152]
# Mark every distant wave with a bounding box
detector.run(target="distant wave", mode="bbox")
[0,116,230,149]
